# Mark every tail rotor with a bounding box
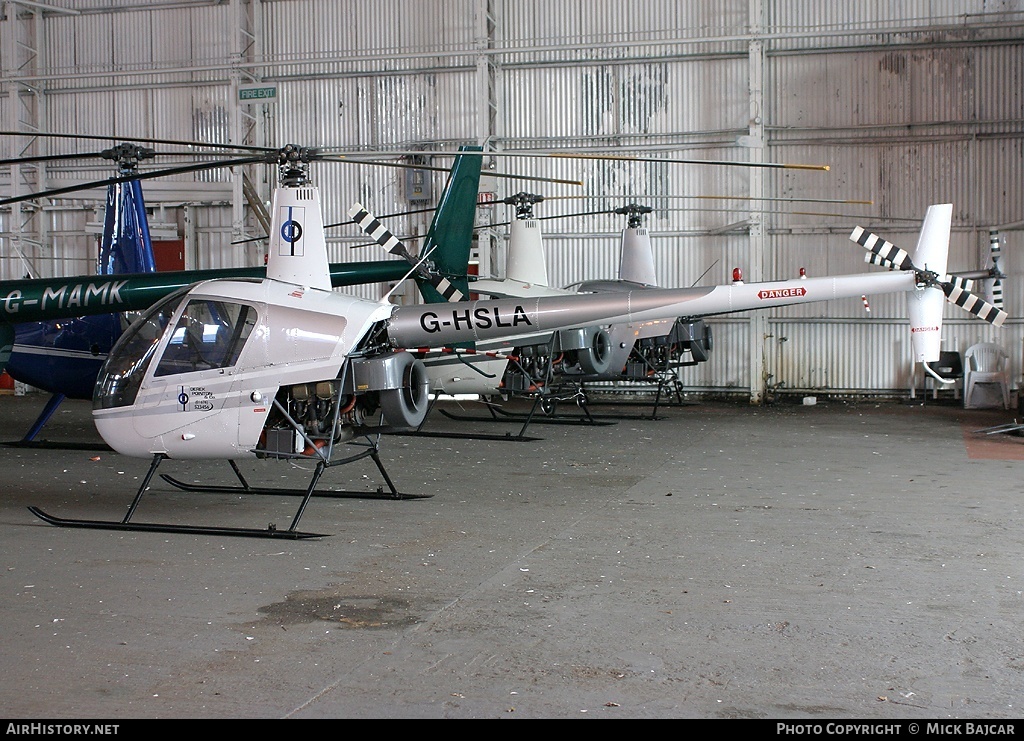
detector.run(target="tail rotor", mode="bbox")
[851,228,913,271]
[851,204,1006,363]
[941,277,1008,326]
[985,228,1005,311]
[348,203,465,303]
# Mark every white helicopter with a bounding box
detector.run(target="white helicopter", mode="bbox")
[437,195,713,421]
[26,146,1005,539]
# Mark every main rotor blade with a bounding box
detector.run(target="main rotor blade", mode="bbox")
[546,152,830,171]
[233,206,451,245]
[481,206,903,229]
[543,194,874,205]
[0,151,107,167]
[318,155,582,186]
[0,148,225,168]
[341,148,830,172]
[0,155,267,206]
[692,194,869,204]
[0,130,270,153]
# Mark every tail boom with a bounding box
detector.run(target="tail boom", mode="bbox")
[386,270,918,349]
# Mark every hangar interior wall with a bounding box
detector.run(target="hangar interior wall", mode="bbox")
[0,0,1021,400]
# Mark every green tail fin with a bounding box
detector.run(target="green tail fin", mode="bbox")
[415,145,482,304]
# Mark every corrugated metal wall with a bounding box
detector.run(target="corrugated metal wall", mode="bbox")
[1,0,1021,399]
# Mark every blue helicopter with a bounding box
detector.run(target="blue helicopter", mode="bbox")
[5,150,157,443]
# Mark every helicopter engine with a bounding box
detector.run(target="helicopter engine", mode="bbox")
[622,318,713,379]
[262,380,354,457]
[352,351,431,429]
[500,325,613,393]
[260,351,430,458]
[557,326,613,376]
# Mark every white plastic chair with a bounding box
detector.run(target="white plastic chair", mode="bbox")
[963,342,1010,409]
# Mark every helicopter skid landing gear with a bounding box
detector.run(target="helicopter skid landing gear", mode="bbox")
[28,441,428,539]
[28,454,326,539]
[160,446,425,502]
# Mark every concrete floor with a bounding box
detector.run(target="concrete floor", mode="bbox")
[0,391,1022,719]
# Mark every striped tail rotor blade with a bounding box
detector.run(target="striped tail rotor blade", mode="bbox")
[850,226,912,270]
[944,274,973,294]
[430,275,464,303]
[348,203,415,262]
[942,281,1008,327]
[989,228,1003,265]
[348,203,464,303]
[987,230,1004,306]
[864,251,896,269]
[991,278,1004,310]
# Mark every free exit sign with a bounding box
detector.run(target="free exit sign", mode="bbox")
[239,84,278,102]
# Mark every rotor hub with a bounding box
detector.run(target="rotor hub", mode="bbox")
[101,143,156,175]
[503,191,544,219]
[614,203,653,228]
[267,144,319,186]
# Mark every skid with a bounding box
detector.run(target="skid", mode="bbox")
[439,403,616,427]
[27,506,324,539]
[974,421,1024,436]
[480,408,615,424]
[160,475,429,500]
[385,428,542,442]
[27,429,427,539]
[159,447,429,500]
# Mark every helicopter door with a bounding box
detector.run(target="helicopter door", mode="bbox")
[134,298,257,444]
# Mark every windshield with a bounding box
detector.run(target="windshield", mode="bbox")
[154,299,256,377]
[93,288,188,410]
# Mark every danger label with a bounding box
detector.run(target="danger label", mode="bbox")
[757,287,807,300]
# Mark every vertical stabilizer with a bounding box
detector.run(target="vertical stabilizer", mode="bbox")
[907,203,952,363]
[416,147,483,303]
